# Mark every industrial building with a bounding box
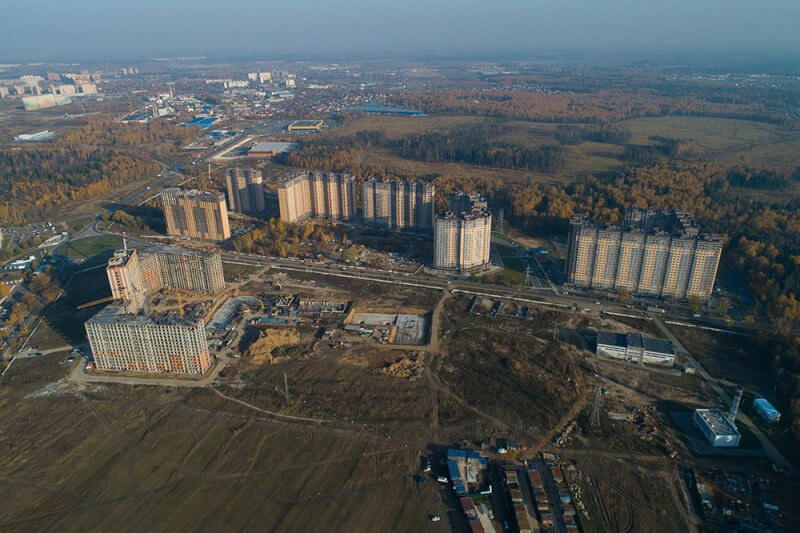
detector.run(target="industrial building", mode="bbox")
[225,168,265,214]
[85,304,212,374]
[434,202,492,271]
[107,246,225,312]
[362,179,435,231]
[287,119,323,131]
[277,172,356,223]
[13,130,54,141]
[161,188,230,241]
[753,398,781,423]
[22,94,71,110]
[247,141,297,157]
[693,408,741,447]
[565,208,723,300]
[595,331,675,365]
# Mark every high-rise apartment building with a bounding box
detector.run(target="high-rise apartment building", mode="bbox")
[434,208,492,270]
[565,208,722,300]
[225,168,265,214]
[161,188,230,241]
[449,191,488,215]
[362,180,435,231]
[277,172,356,223]
[107,246,225,311]
[85,304,212,374]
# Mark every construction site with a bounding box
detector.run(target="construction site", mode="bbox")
[4,252,796,533]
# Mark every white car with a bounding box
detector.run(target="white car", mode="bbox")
[430,515,441,522]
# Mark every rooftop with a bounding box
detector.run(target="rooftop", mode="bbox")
[249,141,297,154]
[695,408,740,436]
[87,303,203,328]
[162,188,226,201]
[597,330,674,355]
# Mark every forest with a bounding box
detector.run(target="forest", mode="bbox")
[391,89,791,124]
[0,119,195,223]
[287,124,564,173]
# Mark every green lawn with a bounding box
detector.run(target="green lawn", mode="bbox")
[493,243,528,285]
[61,235,123,258]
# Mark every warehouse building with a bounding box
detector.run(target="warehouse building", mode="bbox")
[85,304,212,374]
[693,408,741,447]
[595,331,675,365]
[287,119,323,131]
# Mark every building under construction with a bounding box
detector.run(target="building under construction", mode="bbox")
[106,246,225,312]
[85,304,211,374]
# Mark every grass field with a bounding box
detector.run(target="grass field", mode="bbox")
[60,235,123,258]
[669,325,773,389]
[336,114,800,183]
[222,261,260,283]
[27,266,111,349]
[623,116,800,172]
[0,355,449,532]
[491,243,527,285]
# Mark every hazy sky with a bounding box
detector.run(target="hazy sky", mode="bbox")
[2,0,799,61]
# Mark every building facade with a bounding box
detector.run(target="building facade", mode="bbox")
[434,209,492,270]
[565,209,722,300]
[161,188,230,241]
[107,247,225,311]
[362,180,435,231]
[595,331,675,365]
[85,304,212,374]
[277,172,356,223]
[225,168,265,214]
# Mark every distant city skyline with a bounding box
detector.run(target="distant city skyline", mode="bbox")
[1,0,799,62]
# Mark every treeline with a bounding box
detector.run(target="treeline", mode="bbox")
[395,125,564,173]
[0,119,195,224]
[392,90,787,124]
[0,147,158,223]
[726,166,796,190]
[554,124,632,145]
[60,117,198,147]
[288,125,564,174]
[623,136,694,165]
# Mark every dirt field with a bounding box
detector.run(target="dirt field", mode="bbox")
[669,325,773,389]
[0,354,449,532]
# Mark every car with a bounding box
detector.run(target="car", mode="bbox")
[219,371,227,377]
[430,515,441,522]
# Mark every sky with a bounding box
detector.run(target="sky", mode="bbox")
[1,0,799,61]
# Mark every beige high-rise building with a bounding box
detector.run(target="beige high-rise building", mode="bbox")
[565,208,722,300]
[161,188,230,241]
[277,172,356,222]
[225,168,265,214]
[362,180,435,231]
[434,208,492,270]
[107,246,225,311]
[85,304,211,374]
